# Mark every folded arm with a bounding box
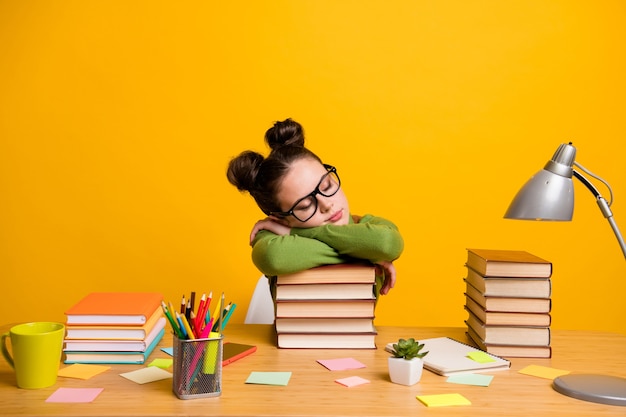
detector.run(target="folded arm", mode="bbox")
[290,214,404,263]
[251,214,404,278]
[251,231,347,276]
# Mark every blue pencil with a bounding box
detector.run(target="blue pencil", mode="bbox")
[220,303,237,331]
[176,312,188,339]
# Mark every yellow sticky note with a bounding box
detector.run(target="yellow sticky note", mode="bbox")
[467,351,496,363]
[120,367,173,384]
[416,393,471,407]
[58,364,111,380]
[148,358,173,369]
[519,365,570,380]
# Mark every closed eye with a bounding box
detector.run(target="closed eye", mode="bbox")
[294,196,314,211]
[320,177,334,193]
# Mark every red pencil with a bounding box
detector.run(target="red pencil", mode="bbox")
[194,293,206,332]
[203,291,213,327]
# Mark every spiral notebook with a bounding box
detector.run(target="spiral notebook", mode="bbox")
[384,337,511,376]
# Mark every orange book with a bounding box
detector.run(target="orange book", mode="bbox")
[65,292,163,325]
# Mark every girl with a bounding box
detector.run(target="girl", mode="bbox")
[227,118,404,298]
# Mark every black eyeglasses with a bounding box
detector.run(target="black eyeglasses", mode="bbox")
[271,164,341,223]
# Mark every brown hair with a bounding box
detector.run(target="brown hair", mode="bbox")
[227,118,322,215]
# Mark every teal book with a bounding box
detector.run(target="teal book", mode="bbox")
[64,327,164,364]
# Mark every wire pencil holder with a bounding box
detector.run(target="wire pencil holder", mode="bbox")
[172,334,223,399]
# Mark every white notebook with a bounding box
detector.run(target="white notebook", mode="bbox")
[385,337,511,376]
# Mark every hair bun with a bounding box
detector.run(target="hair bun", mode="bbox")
[265,118,305,149]
[226,150,264,192]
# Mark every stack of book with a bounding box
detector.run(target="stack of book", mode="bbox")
[463,248,553,358]
[274,263,378,349]
[63,292,166,364]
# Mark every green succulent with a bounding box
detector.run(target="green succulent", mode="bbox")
[390,338,429,360]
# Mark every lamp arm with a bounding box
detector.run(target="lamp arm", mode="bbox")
[573,169,626,259]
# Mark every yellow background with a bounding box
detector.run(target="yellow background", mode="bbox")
[1,1,624,334]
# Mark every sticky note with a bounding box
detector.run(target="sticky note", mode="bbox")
[245,371,292,386]
[148,358,173,369]
[335,376,370,387]
[161,347,173,356]
[416,393,471,407]
[120,367,173,384]
[518,365,570,380]
[46,388,104,403]
[467,351,496,363]
[447,373,493,387]
[317,358,366,371]
[57,364,110,380]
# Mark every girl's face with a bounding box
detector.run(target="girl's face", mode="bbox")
[273,158,350,228]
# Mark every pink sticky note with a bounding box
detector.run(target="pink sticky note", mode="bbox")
[317,358,366,371]
[335,376,370,387]
[46,387,104,403]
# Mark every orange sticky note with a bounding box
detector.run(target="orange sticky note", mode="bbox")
[519,365,570,380]
[58,364,111,380]
[416,393,471,407]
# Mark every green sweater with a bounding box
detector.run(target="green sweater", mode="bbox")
[251,214,404,297]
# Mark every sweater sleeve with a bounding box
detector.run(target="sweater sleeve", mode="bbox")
[251,230,348,276]
[251,214,404,277]
[290,214,404,263]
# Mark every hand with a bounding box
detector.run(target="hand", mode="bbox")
[375,261,396,295]
[249,217,291,245]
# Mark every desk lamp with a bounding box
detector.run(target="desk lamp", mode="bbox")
[504,142,626,406]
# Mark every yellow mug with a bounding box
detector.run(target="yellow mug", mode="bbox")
[1,322,65,389]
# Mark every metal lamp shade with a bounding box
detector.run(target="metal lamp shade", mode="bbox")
[504,169,574,221]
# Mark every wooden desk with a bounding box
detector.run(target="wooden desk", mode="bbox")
[1,324,625,416]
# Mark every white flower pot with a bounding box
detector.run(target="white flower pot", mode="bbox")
[388,357,424,386]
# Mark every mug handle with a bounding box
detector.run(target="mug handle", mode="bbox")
[1,332,14,368]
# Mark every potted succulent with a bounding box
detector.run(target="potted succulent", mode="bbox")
[387,338,429,386]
